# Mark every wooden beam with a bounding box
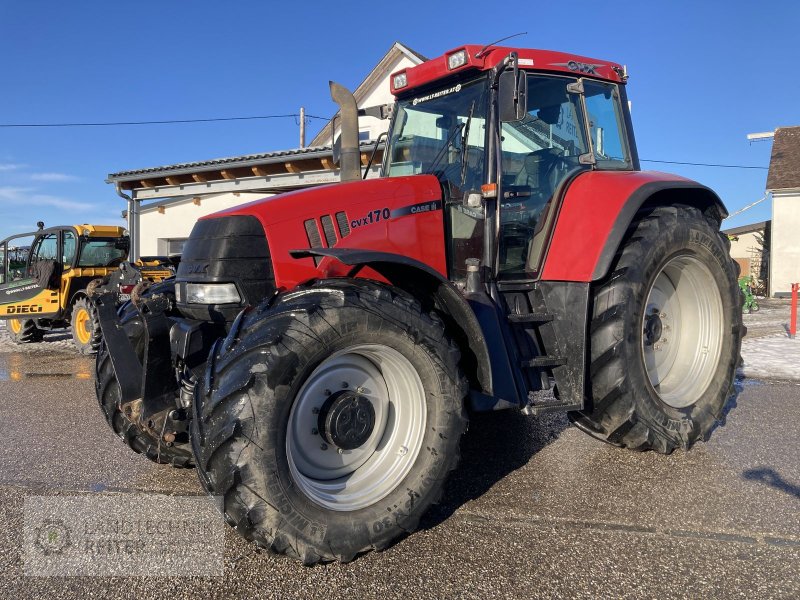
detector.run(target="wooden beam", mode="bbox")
[157,206,165,214]
[220,170,237,180]
[139,179,156,188]
[165,176,182,186]
[192,197,201,206]
[251,166,270,177]
[360,153,370,166]
[284,162,301,174]
[320,157,334,170]
[191,173,209,183]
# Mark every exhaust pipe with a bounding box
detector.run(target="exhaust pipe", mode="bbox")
[329,81,361,182]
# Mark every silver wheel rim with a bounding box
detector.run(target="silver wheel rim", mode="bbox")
[641,254,724,408]
[286,344,427,511]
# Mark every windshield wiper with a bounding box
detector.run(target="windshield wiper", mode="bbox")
[459,101,475,187]
[426,122,464,176]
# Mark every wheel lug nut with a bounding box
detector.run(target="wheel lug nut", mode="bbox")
[312,407,320,415]
[320,443,328,451]
[324,389,331,396]
[311,428,318,435]
[342,382,349,388]
[398,446,408,456]
[356,386,365,394]
[660,312,667,318]
[337,448,344,455]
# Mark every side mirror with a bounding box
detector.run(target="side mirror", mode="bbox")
[499,69,527,122]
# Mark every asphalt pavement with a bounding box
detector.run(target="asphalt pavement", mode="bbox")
[0,337,798,598]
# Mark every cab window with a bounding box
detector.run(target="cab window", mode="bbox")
[498,75,590,276]
[0,244,5,284]
[583,80,630,169]
[27,233,59,276]
[62,231,77,266]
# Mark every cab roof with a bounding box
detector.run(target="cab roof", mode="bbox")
[390,44,625,96]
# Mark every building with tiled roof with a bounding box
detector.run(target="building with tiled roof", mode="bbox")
[107,43,425,258]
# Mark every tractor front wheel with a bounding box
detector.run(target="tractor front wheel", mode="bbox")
[191,280,467,563]
[7,318,43,344]
[570,205,743,453]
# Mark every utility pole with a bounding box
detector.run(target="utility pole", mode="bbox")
[299,107,306,148]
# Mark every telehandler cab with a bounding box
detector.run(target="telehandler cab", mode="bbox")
[0,224,172,353]
[95,44,742,564]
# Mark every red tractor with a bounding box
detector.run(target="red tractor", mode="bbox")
[95,44,742,564]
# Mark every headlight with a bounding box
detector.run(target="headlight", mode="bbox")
[392,71,407,90]
[447,49,468,70]
[179,283,241,304]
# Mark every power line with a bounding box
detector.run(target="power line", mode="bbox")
[641,159,768,170]
[0,113,330,128]
[0,118,772,172]
[724,195,768,220]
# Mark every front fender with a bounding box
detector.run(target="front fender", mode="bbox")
[540,171,727,282]
[290,248,495,397]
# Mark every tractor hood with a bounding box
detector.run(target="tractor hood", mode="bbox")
[207,175,442,229]
[203,174,448,289]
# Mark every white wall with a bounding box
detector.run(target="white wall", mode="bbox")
[771,191,800,296]
[728,230,763,260]
[138,192,270,256]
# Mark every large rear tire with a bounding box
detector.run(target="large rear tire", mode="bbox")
[570,205,743,453]
[7,318,43,344]
[191,280,467,564]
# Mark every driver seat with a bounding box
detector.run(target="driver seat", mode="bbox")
[513,147,561,193]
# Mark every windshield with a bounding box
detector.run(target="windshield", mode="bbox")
[386,76,489,195]
[77,238,127,267]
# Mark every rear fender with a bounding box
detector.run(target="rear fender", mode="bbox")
[540,171,727,282]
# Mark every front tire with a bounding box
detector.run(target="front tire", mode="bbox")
[71,297,101,355]
[570,205,743,453]
[7,318,43,343]
[191,280,467,564]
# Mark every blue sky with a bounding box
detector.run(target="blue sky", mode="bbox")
[1,0,797,241]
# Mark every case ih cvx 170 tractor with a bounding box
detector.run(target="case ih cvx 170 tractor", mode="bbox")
[95,44,742,564]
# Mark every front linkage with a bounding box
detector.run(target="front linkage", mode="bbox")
[94,282,196,467]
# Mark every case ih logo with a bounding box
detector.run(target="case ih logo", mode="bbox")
[551,61,605,75]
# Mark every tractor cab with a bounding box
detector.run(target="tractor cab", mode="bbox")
[384,46,635,281]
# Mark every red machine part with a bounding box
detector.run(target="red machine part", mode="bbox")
[791,283,798,339]
[540,170,697,282]
[209,175,447,290]
[391,45,624,95]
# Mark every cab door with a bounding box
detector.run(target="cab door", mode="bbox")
[0,231,63,320]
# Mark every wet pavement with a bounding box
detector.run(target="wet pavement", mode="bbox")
[0,347,798,599]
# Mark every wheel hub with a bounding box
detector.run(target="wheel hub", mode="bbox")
[643,311,664,346]
[318,391,375,450]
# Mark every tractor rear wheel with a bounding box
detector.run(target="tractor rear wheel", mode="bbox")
[71,297,102,355]
[7,318,43,343]
[191,280,467,564]
[94,296,194,468]
[570,205,743,453]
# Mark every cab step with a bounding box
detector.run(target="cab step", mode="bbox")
[522,390,582,415]
[521,356,567,368]
[508,312,554,324]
